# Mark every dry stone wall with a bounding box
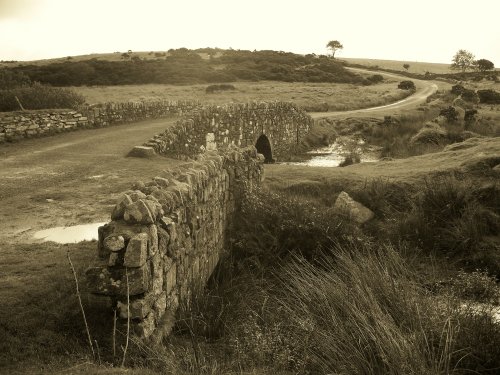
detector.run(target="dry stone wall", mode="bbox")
[144,102,313,160]
[0,100,200,143]
[86,146,264,341]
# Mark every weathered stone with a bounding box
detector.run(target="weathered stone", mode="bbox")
[129,146,156,158]
[153,176,169,187]
[165,263,177,295]
[135,313,155,338]
[124,233,148,267]
[153,292,167,321]
[111,194,133,220]
[333,191,374,224]
[158,227,170,256]
[86,264,151,296]
[117,293,156,319]
[108,252,120,266]
[124,200,154,224]
[104,235,125,252]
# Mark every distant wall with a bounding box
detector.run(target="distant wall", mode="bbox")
[86,147,263,341]
[0,100,200,143]
[144,102,313,161]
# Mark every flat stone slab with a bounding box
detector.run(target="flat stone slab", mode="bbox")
[128,146,156,158]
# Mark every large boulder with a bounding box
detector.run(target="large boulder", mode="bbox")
[333,192,374,224]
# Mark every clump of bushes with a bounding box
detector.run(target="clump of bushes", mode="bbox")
[439,106,459,123]
[477,89,500,104]
[460,88,479,104]
[410,122,447,144]
[0,83,85,111]
[366,74,384,84]
[205,83,236,94]
[398,80,416,90]
[450,84,465,95]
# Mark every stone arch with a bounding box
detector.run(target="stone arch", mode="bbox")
[255,134,273,163]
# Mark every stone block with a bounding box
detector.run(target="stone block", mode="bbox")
[124,233,148,267]
[153,292,167,321]
[164,263,177,295]
[153,176,169,187]
[333,191,374,224]
[135,313,155,338]
[117,292,156,319]
[104,235,125,252]
[124,200,154,224]
[158,227,170,256]
[85,264,151,296]
[111,194,133,221]
[128,146,156,158]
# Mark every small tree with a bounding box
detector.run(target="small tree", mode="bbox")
[451,49,475,72]
[326,40,343,58]
[398,80,416,90]
[403,63,410,71]
[475,59,494,72]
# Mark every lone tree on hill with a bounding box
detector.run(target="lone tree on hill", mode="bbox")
[451,49,475,72]
[403,63,410,71]
[475,58,494,72]
[326,40,343,58]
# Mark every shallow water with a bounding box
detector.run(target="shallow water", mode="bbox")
[33,222,107,243]
[285,140,380,167]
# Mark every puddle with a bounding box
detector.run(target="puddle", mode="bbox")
[33,222,107,243]
[284,139,380,167]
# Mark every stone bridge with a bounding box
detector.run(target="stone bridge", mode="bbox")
[85,102,312,342]
[144,102,313,162]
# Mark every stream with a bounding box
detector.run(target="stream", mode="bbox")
[285,138,382,167]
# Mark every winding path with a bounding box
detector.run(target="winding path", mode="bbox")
[309,67,438,119]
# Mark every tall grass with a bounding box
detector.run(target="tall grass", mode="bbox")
[276,244,455,375]
[0,82,85,111]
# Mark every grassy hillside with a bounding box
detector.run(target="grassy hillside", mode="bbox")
[0,49,366,87]
[342,57,452,74]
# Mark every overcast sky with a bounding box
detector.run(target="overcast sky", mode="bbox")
[1,0,499,65]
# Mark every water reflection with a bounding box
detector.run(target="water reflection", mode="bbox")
[33,222,107,243]
[285,140,380,167]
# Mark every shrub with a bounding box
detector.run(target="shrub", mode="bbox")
[439,106,459,123]
[410,122,447,144]
[477,89,500,104]
[450,84,465,95]
[205,83,236,94]
[398,80,416,90]
[367,74,384,84]
[397,176,500,270]
[0,83,85,111]
[460,88,479,104]
[233,187,357,264]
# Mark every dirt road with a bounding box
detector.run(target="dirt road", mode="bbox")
[310,68,438,119]
[0,117,183,242]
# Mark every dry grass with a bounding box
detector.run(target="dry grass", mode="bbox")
[72,80,409,111]
[342,57,453,74]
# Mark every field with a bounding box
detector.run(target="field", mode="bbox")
[1,50,500,374]
[342,57,453,74]
[73,78,411,112]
